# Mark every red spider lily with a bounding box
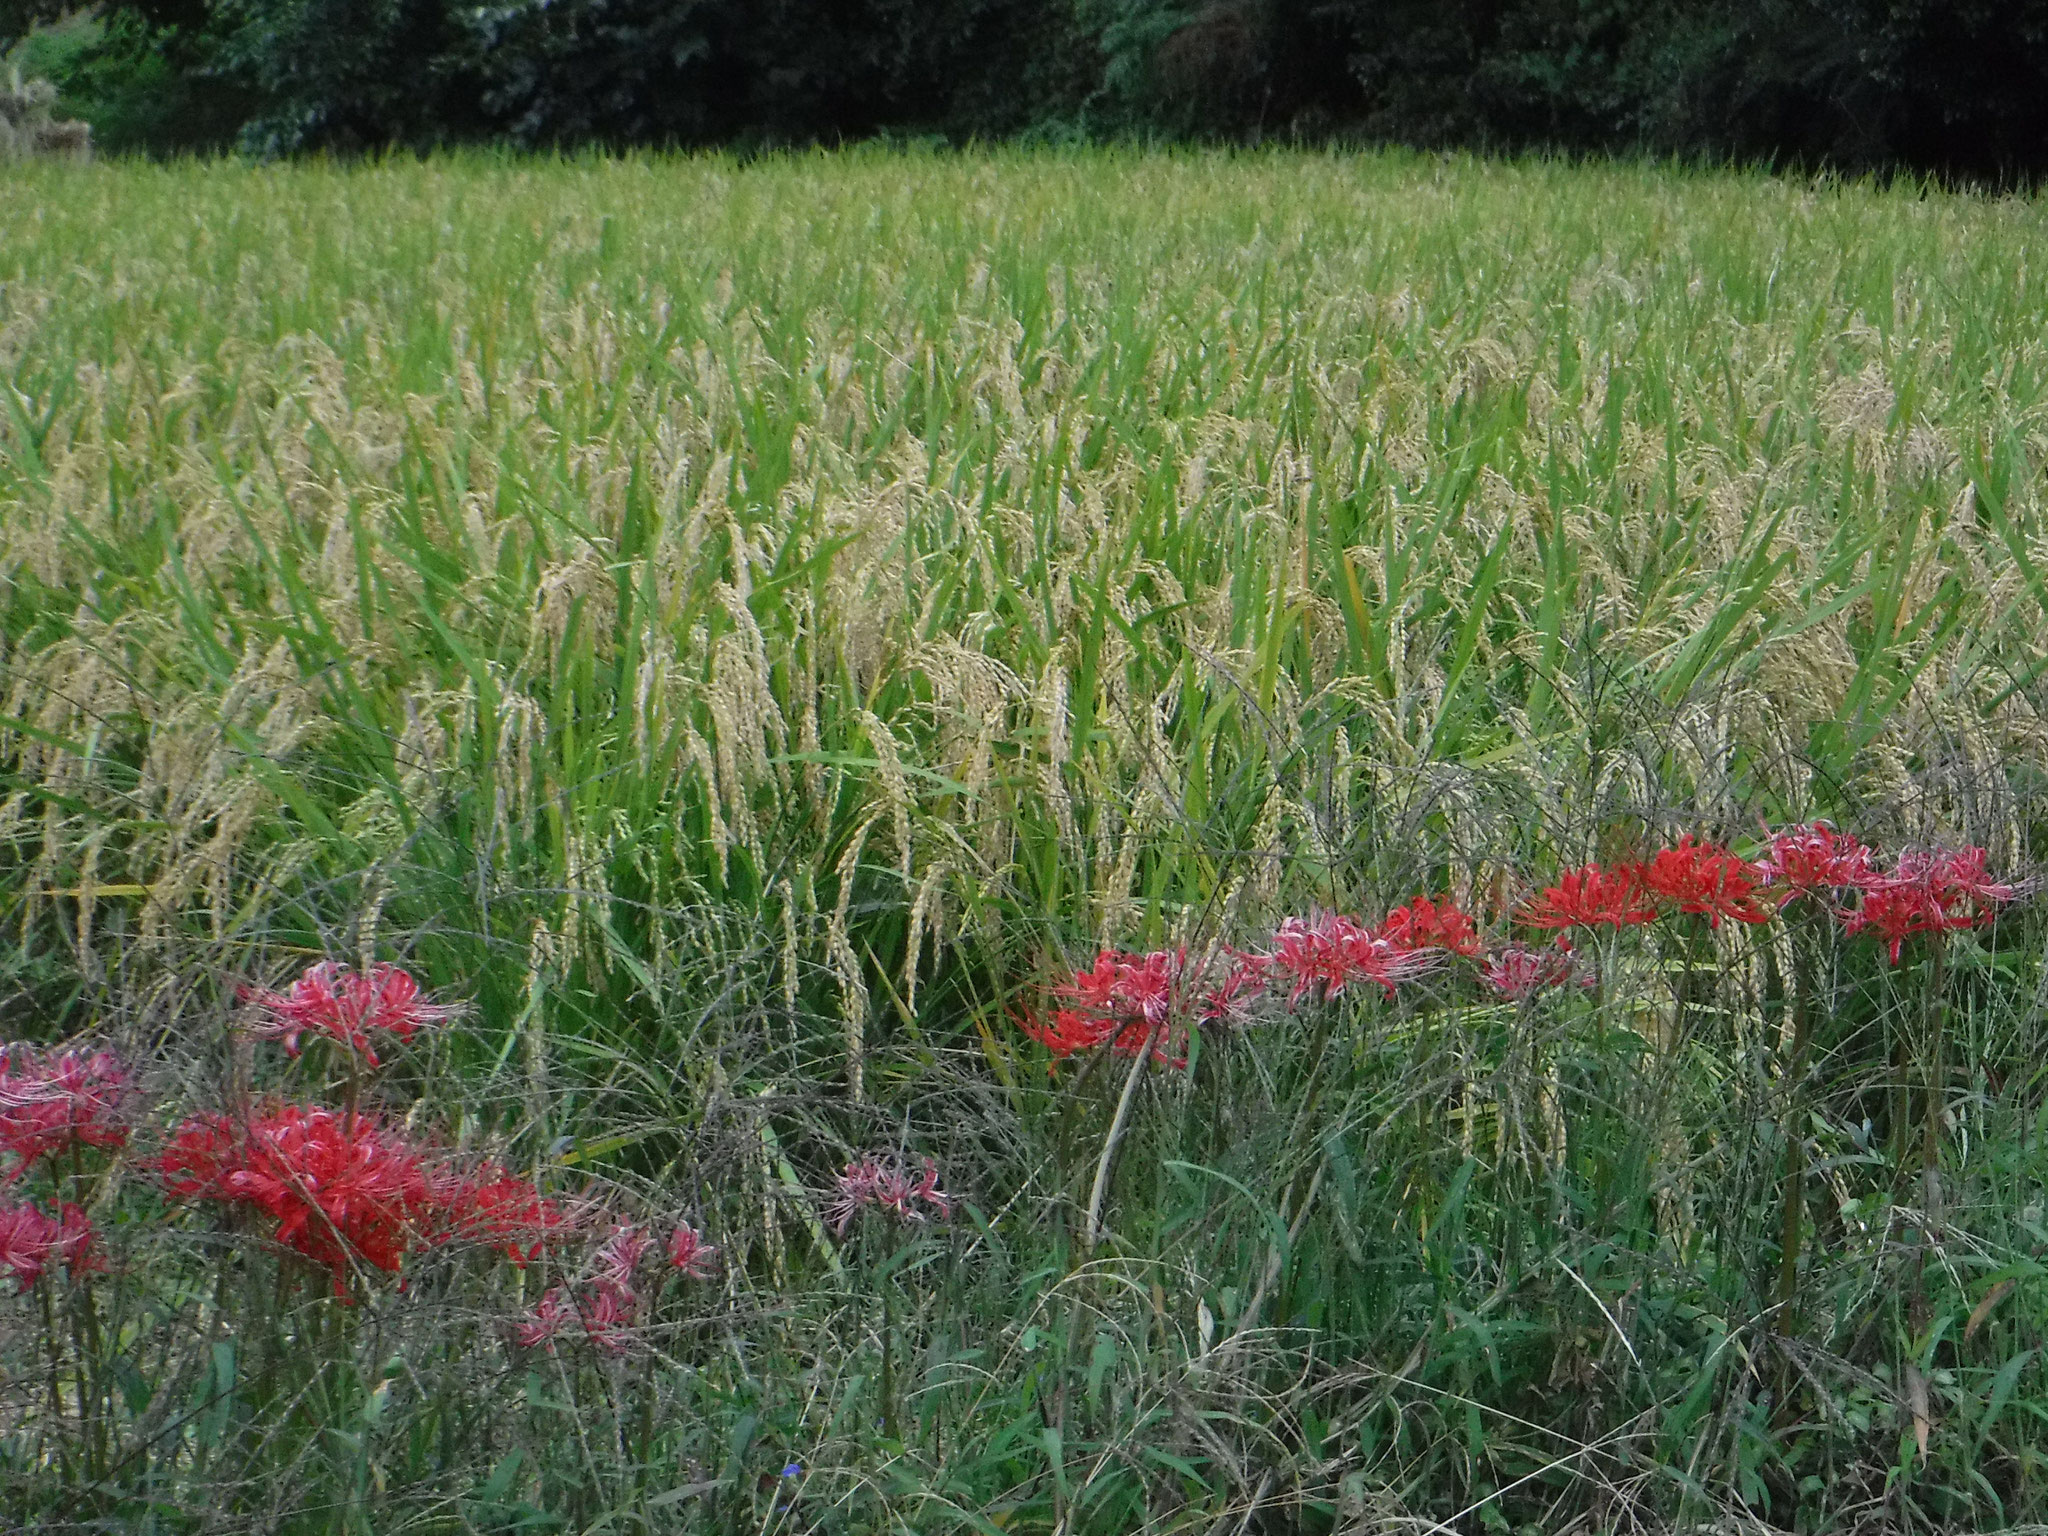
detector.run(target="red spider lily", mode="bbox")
[1640,837,1775,928]
[514,1285,575,1348]
[1843,885,1962,963]
[432,1163,574,1264]
[241,962,460,1067]
[824,1154,951,1236]
[1889,846,2018,909]
[1479,943,1576,1001]
[53,1202,102,1276]
[0,1200,99,1289]
[578,1279,636,1354]
[0,1200,60,1288]
[1265,912,1440,1005]
[1379,894,1483,956]
[666,1222,718,1279]
[1018,1007,1116,1057]
[0,1047,134,1182]
[1021,948,1192,1065]
[1516,863,1659,932]
[1756,822,1878,903]
[1060,948,1176,1025]
[515,1272,639,1355]
[155,1104,442,1296]
[592,1223,655,1288]
[1197,952,1273,1024]
[1843,846,2017,963]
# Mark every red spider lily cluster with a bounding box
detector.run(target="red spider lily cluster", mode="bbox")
[1016,829,2025,1063]
[1841,845,2019,963]
[1755,822,1877,897]
[0,1044,127,1290]
[0,962,730,1349]
[154,1105,453,1292]
[1514,829,2019,964]
[139,964,576,1296]
[824,1155,952,1237]
[1516,863,1661,931]
[0,1199,101,1290]
[1021,948,1191,1064]
[0,1046,134,1182]
[1019,895,1484,1066]
[240,961,460,1066]
[1018,892,1483,1063]
[515,1220,718,1354]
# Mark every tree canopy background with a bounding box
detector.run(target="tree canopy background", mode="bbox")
[3,1,2045,183]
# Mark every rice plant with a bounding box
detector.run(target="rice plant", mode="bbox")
[4,146,2048,1532]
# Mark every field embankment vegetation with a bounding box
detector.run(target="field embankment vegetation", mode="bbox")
[5,149,2048,1532]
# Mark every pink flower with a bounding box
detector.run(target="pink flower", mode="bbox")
[0,1046,134,1182]
[1891,846,2018,909]
[515,1286,574,1348]
[1265,911,1439,1006]
[824,1156,885,1236]
[666,1222,718,1279]
[911,1158,952,1221]
[1479,943,1576,1001]
[825,1154,952,1236]
[241,962,460,1067]
[580,1279,636,1355]
[592,1223,655,1288]
[515,1268,643,1355]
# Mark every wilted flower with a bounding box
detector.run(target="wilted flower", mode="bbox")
[1517,862,1659,932]
[241,962,460,1067]
[515,1261,641,1355]
[1640,837,1774,928]
[1197,951,1273,1024]
[0,1046,134,1182]
[578,1279,636,1354]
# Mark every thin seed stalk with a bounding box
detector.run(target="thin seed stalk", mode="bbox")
[1776,929,1814,1330]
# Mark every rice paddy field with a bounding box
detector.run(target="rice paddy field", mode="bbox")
[7,148,2048,1533]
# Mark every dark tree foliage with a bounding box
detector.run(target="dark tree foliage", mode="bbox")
[4,0,2045,181]
[467,0,1081,147]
